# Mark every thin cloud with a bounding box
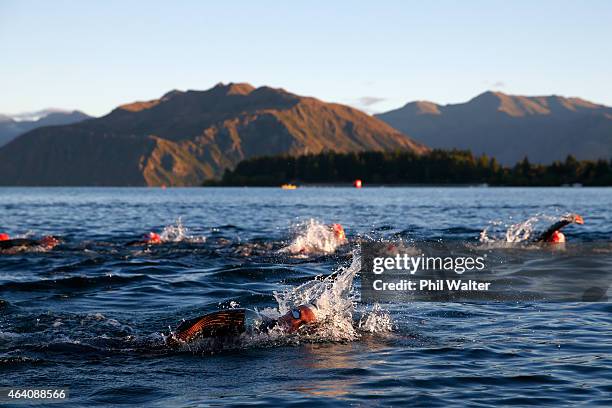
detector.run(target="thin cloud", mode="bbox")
[356,96,386,106]
[492,81,506,88]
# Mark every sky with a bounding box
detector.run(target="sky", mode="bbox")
[1,0,611,116]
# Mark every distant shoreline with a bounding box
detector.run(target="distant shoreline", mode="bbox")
[0,184,604,188]
[210,151,612,187]
[201,183,591,188]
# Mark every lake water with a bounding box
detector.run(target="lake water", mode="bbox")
[1,187,611,406]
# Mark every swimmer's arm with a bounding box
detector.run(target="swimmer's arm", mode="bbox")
[534,219,573,242]
[173,310,247,342]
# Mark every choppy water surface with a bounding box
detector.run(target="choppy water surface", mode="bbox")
[1,187,611,407]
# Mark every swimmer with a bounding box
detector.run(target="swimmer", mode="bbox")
[167,304,318,345]
[534,213,584,243]
[283,223,347,255]
[126,231,163,246]
[0,233,61,251]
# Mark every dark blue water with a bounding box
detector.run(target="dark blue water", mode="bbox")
[1,187,611,407]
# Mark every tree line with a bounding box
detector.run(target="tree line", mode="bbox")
[205,150,612,186]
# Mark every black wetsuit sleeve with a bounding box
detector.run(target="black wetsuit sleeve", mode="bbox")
[0,238,40,250]
[534,219,573,242]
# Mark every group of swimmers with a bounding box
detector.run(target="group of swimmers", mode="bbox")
[0,230,168,252]
[166,214,585,346]
[0,215,585,345]
[0,214,584,252]
[0,224,347,253]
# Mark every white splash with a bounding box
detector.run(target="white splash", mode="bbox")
[479,214,560,243]
[273,251,360,341]
[358,303,393,333]
[280,219,346,255]
[504,216,540,243]
[159,218,206,243]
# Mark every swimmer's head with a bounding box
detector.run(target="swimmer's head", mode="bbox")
[279,304,319,332]
[146,232,162,244]
[40,235,60,249]
[548,230,566,243]
[0,233,9,241]
[572,214,584,225]
[331,224,346,242]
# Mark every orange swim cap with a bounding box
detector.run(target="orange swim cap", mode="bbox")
[298,304,318,324]
[280,304,319,332]
[0,233,9,241]
[549,230,566,243]
[332,224,346,241]
[147,232,162,244]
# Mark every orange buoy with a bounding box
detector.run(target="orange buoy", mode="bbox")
[354,179,362,188]
[281,184,297,190]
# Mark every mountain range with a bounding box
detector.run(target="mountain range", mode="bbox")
[0,83,426,186]
[0,109,91,147]
[376,91,612,164]
[2,87,610,186]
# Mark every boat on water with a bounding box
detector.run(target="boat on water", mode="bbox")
[281,184,298,190]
